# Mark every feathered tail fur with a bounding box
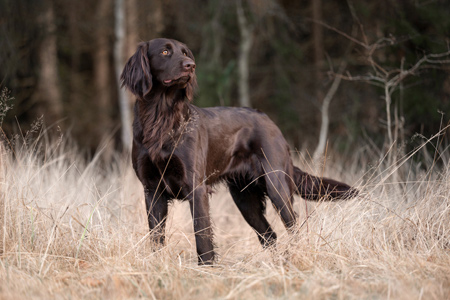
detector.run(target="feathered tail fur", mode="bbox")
[293,166,357,201]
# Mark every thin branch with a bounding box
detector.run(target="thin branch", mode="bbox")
[336,73,386,85]
[308,19,369,50]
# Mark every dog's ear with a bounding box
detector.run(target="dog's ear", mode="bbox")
[120,42,152,99]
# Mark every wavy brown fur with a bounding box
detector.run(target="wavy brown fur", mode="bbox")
[121,38,357,265]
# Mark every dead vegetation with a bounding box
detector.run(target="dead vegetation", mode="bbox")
[1,131,449,299]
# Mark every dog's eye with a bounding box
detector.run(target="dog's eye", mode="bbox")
[162,50,169,55]
[183,52,187,56]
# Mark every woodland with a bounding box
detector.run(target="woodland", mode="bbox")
[1,0,449,156]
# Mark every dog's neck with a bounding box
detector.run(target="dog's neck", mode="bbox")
[137,86,190,161]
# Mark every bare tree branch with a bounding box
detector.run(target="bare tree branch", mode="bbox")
[320,12,450,177]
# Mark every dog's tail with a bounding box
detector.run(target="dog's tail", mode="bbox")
[293,166,357,201]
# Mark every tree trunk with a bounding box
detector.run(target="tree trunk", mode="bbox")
[312,0,325,159]
[68,1,81,111]
[312,0,324,85]
[313,62,347,161]
[126,0,138,62]
[95,0,112,131]
[94,0,114,157]
[385,84,395,167]
[114,0,132,150]
[124,0,139,130]
[148,0,165,38]
[237,0,253,108]
[36,0,62,124]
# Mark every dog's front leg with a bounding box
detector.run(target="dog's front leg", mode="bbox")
[144,187,168,246]
[188,185,215,265]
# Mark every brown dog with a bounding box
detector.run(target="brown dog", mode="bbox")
[121,38,357,265]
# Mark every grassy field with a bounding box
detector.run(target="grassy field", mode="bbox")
[1,132,449,299]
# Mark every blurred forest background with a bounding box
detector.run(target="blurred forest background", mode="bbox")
[1,0,449,157]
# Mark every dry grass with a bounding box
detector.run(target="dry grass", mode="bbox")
[1,133,450,300]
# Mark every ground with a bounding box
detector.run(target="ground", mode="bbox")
[1,139,449,299]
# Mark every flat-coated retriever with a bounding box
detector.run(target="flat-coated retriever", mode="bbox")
[121,38,357,265]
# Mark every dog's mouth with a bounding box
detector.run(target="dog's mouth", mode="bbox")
[163,75,191,86]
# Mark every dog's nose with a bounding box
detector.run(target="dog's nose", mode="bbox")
[183,60,196,71]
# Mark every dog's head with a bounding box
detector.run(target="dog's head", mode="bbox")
[121,38,197,101]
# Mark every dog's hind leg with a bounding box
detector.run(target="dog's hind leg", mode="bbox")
[262,164,297,230]
[228,181,277,248]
